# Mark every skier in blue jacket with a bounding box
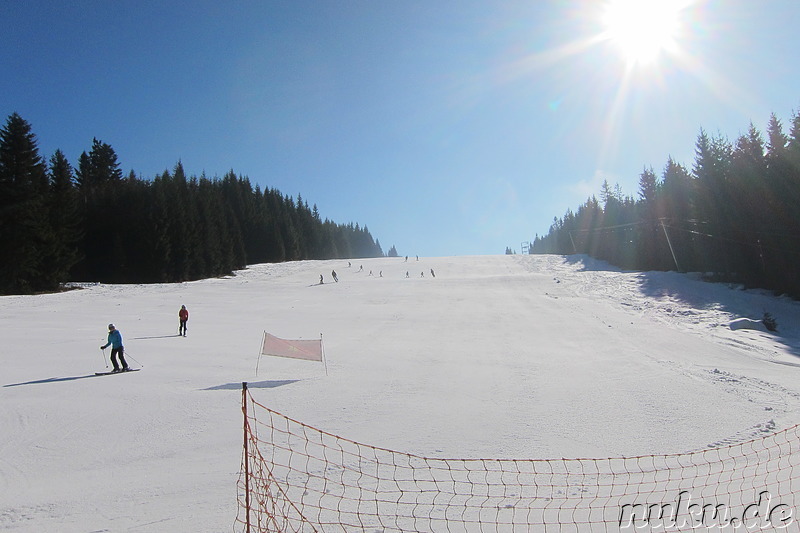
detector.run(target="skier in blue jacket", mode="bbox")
[100,323,129,372]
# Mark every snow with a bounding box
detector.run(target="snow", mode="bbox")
[2,254,800,532]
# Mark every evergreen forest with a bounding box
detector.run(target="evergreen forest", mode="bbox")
[0,113,384,294]
[532,109,800,298]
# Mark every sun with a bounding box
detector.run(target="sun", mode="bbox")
[602,0,685,66]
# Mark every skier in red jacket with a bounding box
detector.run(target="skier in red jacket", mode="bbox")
[179,305,189,337]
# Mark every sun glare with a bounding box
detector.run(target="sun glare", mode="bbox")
[602,0,685,66]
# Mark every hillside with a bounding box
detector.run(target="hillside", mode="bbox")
[3,254,800,532]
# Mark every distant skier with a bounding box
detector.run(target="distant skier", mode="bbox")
[100,323,129,373]
[331,270,338,282]
[430,269,435,278]
[319,274,324,284]
[179,305,189,336]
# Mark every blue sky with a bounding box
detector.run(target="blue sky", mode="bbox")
[2,1,798,257]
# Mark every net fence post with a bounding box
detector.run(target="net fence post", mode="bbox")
[242,381,251,533]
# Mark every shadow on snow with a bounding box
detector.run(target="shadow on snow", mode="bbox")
[203,380,299,391]
[5,373,120,387]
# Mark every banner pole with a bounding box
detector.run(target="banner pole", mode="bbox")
[321,333,328,376]
[255,331,265,376]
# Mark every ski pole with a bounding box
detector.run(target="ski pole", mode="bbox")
[124,350,143,369]
[101,347,109,369]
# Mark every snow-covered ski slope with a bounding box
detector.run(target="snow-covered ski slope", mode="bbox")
[3,254,800,532]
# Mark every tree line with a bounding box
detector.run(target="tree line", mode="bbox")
[0,113,385,294]
[532,108,800,298]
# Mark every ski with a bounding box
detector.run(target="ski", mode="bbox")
[94,368,141,376]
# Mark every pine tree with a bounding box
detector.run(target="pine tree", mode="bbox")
[658,157,696,270]
[660,157,693,223]
[72,137,126,280]
[637,166,658,208]
[636,166,660,269]
[759,114,799,292]
[162,161,194,281]
[599,179,614,209]
[76,137,123,190]
[765,114,794,228]
[0,113,49,293]
[729,124,767,283]
[730,122,767,220]
[44,149,82,288]
[692,129,733,273]
[786,111,800,235]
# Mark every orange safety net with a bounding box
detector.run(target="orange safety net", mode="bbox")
[236,384,800,532]
[261,332,323,362]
